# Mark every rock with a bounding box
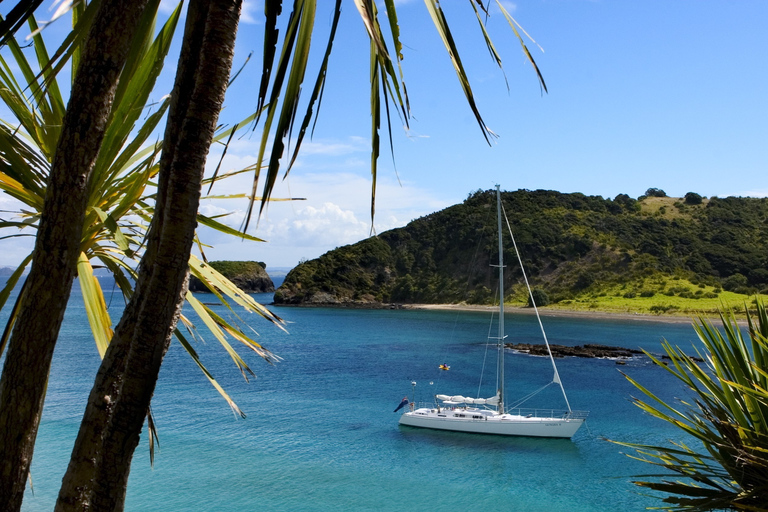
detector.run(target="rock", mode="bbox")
[506,342,703,363]
[507,342,642,359]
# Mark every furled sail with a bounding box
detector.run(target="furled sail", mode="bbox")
[435,393,499,405]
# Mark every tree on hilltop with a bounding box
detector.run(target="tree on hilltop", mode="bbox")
[684,191,703,205]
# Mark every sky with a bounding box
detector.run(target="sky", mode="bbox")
[1,0,767,270]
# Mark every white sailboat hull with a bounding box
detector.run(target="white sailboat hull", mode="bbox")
[399,407,586,439]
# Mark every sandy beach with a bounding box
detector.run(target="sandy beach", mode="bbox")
[406,303,707,325]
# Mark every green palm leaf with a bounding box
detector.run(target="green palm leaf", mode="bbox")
[76,252,113,357]
[616,300,768,511]
[424,0,494,144]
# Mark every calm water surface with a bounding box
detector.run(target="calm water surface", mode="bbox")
[2,277,704,511]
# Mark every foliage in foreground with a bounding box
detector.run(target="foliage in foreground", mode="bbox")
[0,7,281,418]
[619,300,768,511]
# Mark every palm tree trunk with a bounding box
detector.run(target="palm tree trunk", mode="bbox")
[55,1,242,510]
[0,2,149,510]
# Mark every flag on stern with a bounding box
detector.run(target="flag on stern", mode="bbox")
[393,397,409,412]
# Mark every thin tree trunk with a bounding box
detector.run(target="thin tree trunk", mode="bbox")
[55,1,242,510]
[0,2,149,510]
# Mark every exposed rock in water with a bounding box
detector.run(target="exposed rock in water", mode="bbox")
[508,343,643,359]
[507,342,703,362]
[189,261,274,293]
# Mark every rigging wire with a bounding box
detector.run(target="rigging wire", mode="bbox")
[501,201,574,413]
[507,381,555,409]
[477,283,497,400]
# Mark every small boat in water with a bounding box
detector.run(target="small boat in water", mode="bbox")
[398,185,588,438]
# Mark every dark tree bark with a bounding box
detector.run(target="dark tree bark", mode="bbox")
[0,2,150,510]
[55,1,242,510]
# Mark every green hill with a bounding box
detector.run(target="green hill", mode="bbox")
[274,189,768,315]
[189,260,274,293]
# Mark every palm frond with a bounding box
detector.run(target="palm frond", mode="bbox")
[617,299,768,511]
[245,0,319,231]
[0,0,46,46]
[76,252,113,357]
[424,0,495,144]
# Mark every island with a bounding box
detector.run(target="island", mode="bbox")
[189,260,274,293]
[273,188,768,318]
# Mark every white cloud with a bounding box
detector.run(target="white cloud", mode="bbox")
[0,235,34,267]
[293,138,368,156]
[240,0,262,25]
[194,168,453,269]
[730,189,768,198]
[0,194,36,266]
[0,131,452,270]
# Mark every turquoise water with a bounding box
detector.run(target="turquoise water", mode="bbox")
[3,278,703,511]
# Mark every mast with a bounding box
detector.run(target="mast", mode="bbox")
[496,185,505,414]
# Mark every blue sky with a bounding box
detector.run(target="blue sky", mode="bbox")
[1,1,767,269]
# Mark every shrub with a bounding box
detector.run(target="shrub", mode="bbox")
[645,188,667,197]
[684,192,703,205]
[527,288,549,307]
[723,273,748,291]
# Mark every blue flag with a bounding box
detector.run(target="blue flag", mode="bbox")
[393,397,409,413]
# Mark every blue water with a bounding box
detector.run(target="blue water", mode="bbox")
[2,277,705,511]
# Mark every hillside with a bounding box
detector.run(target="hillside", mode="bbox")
[273,189,768,313]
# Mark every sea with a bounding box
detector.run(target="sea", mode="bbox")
[1,276,706,511]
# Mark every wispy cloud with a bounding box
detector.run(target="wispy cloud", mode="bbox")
[240,0,262,25]
[195,166,453,268]
[731,189,768,198]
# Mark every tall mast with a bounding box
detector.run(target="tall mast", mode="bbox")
[496,185,505,414]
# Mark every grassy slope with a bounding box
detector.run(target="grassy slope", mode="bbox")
[537,197,763,317]
[503,277,761,317]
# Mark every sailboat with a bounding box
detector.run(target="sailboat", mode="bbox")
[398,185,588,438]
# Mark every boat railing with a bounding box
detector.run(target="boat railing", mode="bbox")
[507,408,590,420]
[411,401,442,410]
[408,403,589,420]
[410,401,479,411]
